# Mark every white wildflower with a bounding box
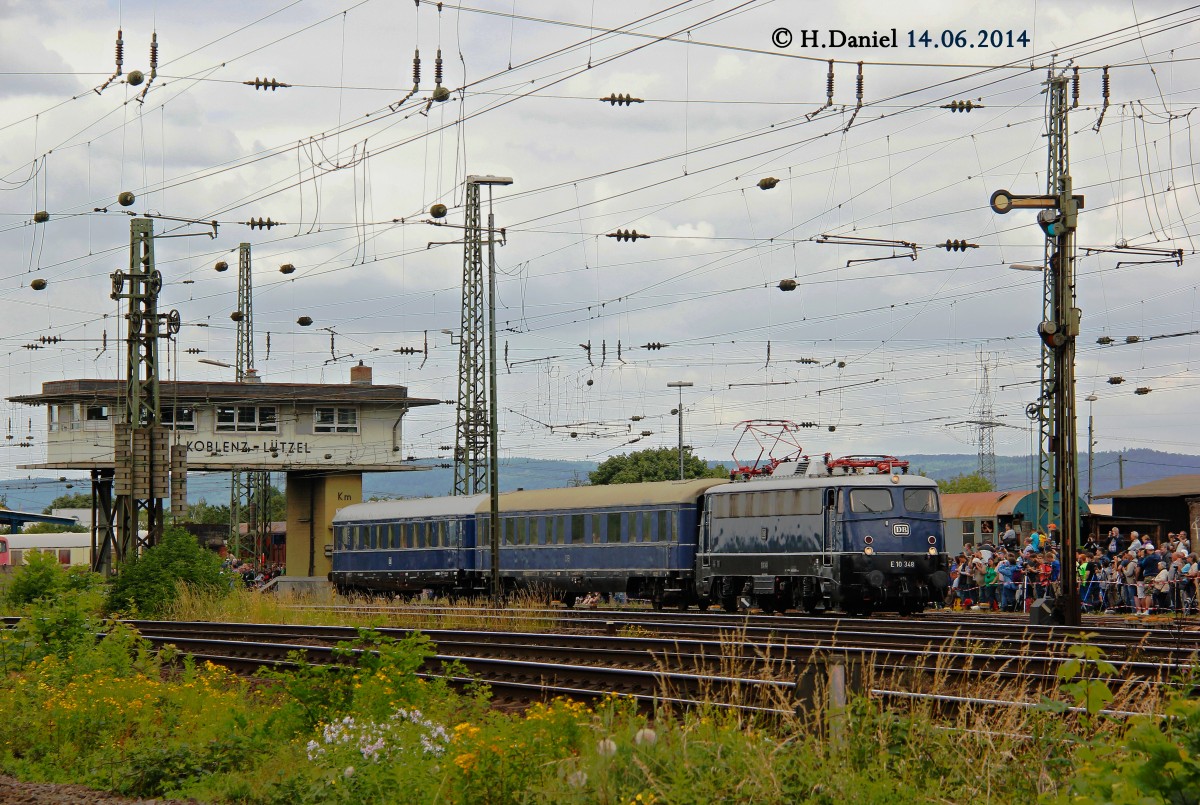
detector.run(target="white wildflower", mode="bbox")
[597,737,618,757]
[634,727,657,746]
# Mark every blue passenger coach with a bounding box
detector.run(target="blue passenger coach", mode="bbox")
[331,494,485,594]
[478,480,726,607]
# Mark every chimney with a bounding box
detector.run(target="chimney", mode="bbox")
[350,360,372,386]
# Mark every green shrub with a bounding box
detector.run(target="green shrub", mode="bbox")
[105,525,227,617]
[5,549,70,606]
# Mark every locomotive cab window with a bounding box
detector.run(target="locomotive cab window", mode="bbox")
[903,488,937,513]
[849,488,894,514]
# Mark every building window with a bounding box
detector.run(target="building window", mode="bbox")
[161,406,196,431]
[314,407,359,434]
[85,404,109,421]
[216,405,277,432]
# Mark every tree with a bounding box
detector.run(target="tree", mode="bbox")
[42,493,92,514]
[105,525,228,616]
[187,497,231,525]
[936,472,995,494]
[588,447,727,485]
[185,486,285,524]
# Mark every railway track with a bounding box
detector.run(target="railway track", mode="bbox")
[127,616,1197,711]
[8,612,1196,714]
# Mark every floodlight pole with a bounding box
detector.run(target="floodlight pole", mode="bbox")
[1085,394,1097,503]
[667,381,693,480]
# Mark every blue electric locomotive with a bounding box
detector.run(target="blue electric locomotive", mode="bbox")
[329,456,949,614]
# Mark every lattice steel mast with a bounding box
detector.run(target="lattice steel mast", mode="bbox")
[1046,74,1082,625]
[453,182,488,495]
[103,218,169,572]
[230,242,268,562]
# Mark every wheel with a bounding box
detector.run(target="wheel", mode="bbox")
[758,595,777,614]
[721,595,738,613]
[561,592,577,609]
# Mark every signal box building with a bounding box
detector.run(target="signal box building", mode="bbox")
[8,363,439,577]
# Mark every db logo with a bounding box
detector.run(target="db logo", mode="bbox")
[892,523,910,536]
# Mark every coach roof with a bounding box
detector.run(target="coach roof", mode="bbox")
[498,479,728,513]
[334,494,487,522]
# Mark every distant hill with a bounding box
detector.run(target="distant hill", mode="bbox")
[2,450,1196,513]
[906,449,1200,495]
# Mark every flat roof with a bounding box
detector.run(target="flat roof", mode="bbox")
[0,509,80,528]
[1097,474,1200,499]
[9,379,441,408]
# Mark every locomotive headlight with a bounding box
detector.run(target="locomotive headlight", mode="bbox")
[891,474,900,484]
[928,546,938,556]
[863,546,876,556]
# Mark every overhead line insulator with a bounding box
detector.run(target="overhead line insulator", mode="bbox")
[940,100,984,113]
[941,239,978,252]
[243,77,292,91]
[641,342,668,350]
[606,229,649,242]
[600,93,644,106]
[243,217,284,230]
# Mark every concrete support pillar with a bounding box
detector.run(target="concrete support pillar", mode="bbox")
[285,471,362,577]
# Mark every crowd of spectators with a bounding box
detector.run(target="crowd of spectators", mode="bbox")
[948,525,1197,615]
[223,557,285,589]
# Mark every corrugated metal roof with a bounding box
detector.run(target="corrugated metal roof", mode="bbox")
[500,479,728,512]
[1097,474,1200,499]
[939,491,1033,519]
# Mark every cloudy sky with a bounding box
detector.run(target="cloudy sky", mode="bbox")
[1,0,1198,480]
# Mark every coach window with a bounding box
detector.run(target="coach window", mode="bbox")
[438,520,447,547]
[962,520,975,542]
[606,512,622,543]
[590,515,602,544]
[569,514,583,544]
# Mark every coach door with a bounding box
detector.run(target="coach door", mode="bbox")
[821,488,837,567]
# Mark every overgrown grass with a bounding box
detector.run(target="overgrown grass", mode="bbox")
[3,593,1196,804]
[3,555,1198,803]
[165,585,564,633]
